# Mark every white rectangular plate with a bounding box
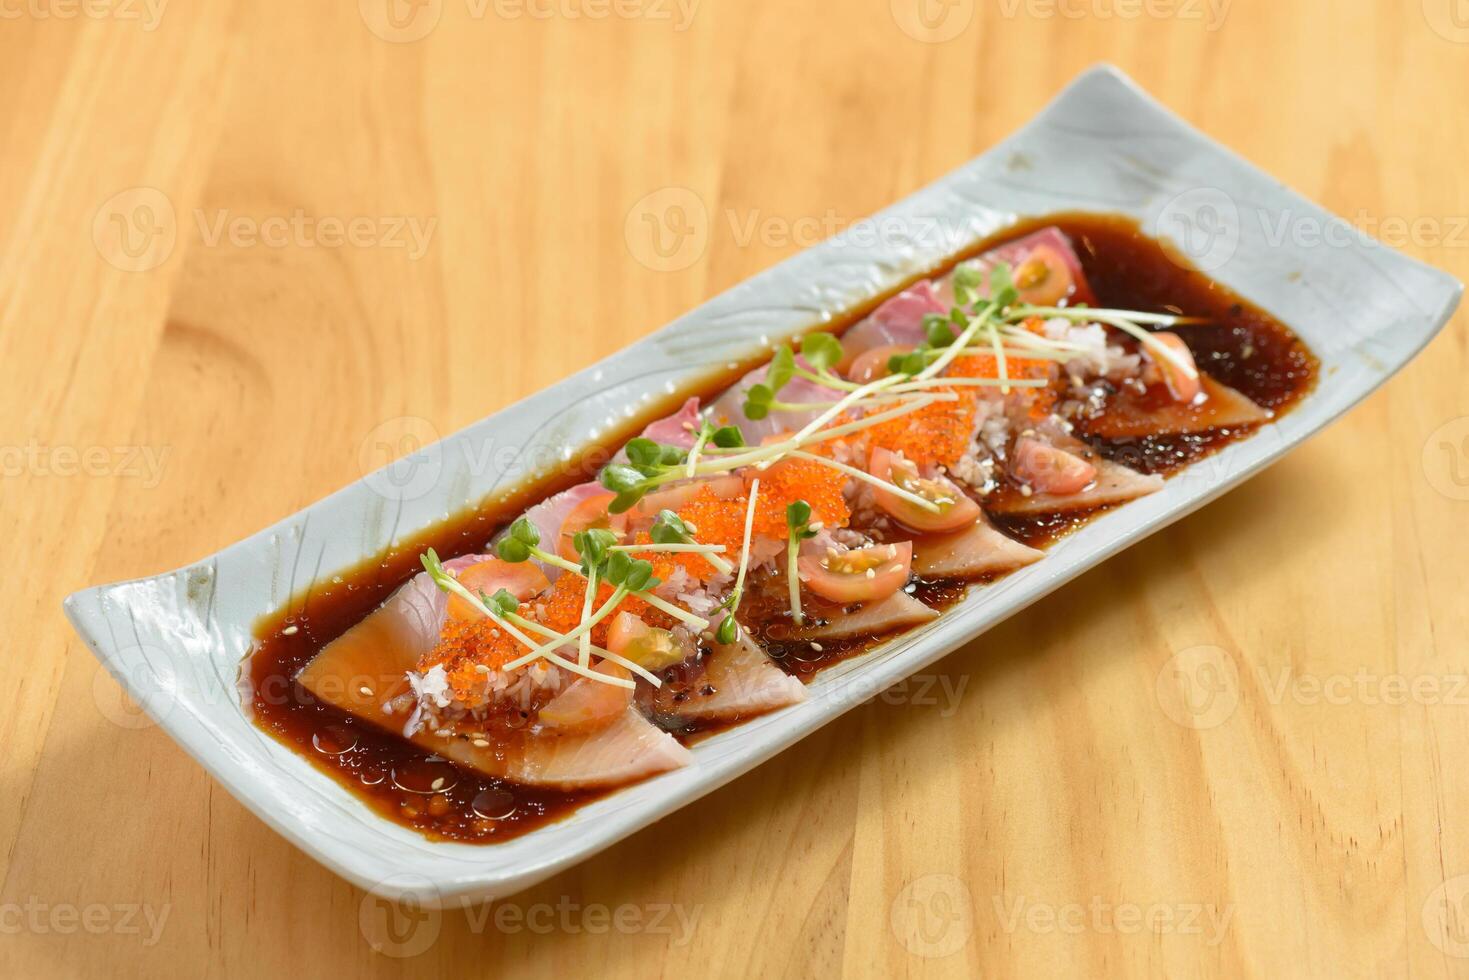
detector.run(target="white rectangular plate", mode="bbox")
[64,65,1461,907]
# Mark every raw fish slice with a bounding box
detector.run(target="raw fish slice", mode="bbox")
[796,590,938,642]
[1084,375,1272,439]
[987,459,1163,516]
[912,518,1044,580]
[298,586,693,790]
[707,357,845,443]
[652,635,806,724]
[839,281,946,362]
[933,227,1095,308]
[626,396,702,452]
[295,554,490,714]
[505,482,606,580]
[427,709,691,790]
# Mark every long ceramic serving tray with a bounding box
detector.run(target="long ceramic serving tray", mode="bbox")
[64,65,1461,906]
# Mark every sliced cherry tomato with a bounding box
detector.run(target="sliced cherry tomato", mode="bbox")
[1011,436,1096,495]
[1146,332,1203,403]
[868,447,982,533]
[1013,243,1076,307]
[557,492,625,562]
[605,612,687,671]
[447,559,550,622]
[847,344,911,384]
[536,661,632,734]
[798,540,912,604]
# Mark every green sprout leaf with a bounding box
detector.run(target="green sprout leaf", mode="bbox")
[651,509,694,545]
[989,261,1018,309]
[496,536,531,563]
[953,264,984,291]
[888,349,929,377]
[923,313,956,348]
[800,332,844,373]
[574,528,617,571]
[711,425,744,449]
[608,489,645,514]
[600,464,645,495]
[623,559,656,593]
[486,588,519,617]
[767,346,796,393]
[715,613,739,645]
[742,383,775,420]
[509,517,540,547]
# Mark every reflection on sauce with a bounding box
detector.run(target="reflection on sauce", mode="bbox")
[248,213,1318,842]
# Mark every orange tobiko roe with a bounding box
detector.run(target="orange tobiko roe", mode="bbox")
[863,351,1058,466]
[416,569,672,706]
[417,615,535,704]
[673,456,850,562]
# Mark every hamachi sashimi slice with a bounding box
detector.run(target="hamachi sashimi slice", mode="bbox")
[1083,375,1273,439]
[987,459,1163,516]
[652,635,806,724]
[911,518,1044,580]
[933,227,1095,309]
[626,396,702,452]
[838,281,947,363]
[707,357,846,443]
[839,227,1094,365]
[296,571,693,790]
[295,554,489,715]
[426,709,691,790]
[796,590,938,641]
[502,481,607,581]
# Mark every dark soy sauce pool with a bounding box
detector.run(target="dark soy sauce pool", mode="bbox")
[248,213,1318,842]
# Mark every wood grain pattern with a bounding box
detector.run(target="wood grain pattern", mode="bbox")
[3,1,1468,976]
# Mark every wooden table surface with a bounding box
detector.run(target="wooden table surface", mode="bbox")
[4,1,1469,976]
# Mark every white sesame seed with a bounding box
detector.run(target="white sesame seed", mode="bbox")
[282,625,298,636]
[472,739,490,748]
[359,686,373,696]
[474,664,491,674]
[810,642,823,651]
[431,777,445,790]
[1020,485,1033,497]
